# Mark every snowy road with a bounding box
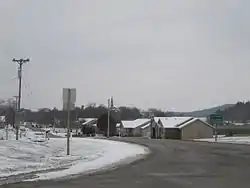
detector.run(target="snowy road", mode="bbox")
[0,138,148,185]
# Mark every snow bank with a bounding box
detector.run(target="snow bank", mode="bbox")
[0,127,42,141]
[0,127,17,140]
[195,136,250,145]
[31,138,148,181]
[0,139,50,177]
[0,137,148,183]
[50,132,67,138]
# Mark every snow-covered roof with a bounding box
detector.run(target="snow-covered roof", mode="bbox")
[154,117,161,123]
[198,117,207,122]
[141,122,151,129]
[0,116,5,122]
[177,118,197,128]
[84,118,97,122]
[156,117,193,128]
[121,120,136,128]
[155,116,213,129]
[81,118,97,126]
[178,118,213,129]
[133,118,150,126]
[122,119,150,129]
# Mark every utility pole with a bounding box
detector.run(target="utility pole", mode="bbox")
[149,112,154,139]
[13,96,18,111]
[76,110,79,135]
[107,98,110,138]
[67,89,71,155]
[12,96,18,140]
[12,58,29,140]
[107,97,119,138]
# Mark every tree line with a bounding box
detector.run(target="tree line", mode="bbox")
[18,104,178,127]
[216,101,250,122]
[3,101,248,126]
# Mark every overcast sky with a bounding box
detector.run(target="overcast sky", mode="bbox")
[1,0,250,111]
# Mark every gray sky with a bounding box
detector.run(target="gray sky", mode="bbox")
[1,0,250,111]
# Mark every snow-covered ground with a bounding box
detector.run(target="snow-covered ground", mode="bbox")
[0,127,46,141]
[195,136,250,145]
[49,131,67,138]
[0,128,148,184]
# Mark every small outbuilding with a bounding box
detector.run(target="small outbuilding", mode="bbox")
[119,118,162,138]
[120,119,151,137]
[80,118,97,136]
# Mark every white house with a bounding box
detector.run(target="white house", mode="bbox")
[120,119,151,137]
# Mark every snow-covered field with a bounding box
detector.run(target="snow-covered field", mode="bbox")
[195,136,250,145]
[0,128,148,184]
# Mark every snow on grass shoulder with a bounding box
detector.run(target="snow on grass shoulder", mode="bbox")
[0,137,148,183]
[0,139,50,177]
[29,138,148,181]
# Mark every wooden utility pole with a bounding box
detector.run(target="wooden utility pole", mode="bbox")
[107,98,110,138]
[12,96,18,139]
[67,89,71,155]
[12,58,29,140]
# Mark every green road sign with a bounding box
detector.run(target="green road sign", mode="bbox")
[208,114,223,125]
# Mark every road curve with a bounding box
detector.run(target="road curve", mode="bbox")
[2,138,250,188]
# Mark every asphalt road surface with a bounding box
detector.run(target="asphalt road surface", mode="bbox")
[2,138,250,188]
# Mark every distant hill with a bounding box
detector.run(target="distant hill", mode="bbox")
[180,104,234,117]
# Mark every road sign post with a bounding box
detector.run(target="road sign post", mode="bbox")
[63,88,76,155]
[208,114,223,142]
[215,124,218,142]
